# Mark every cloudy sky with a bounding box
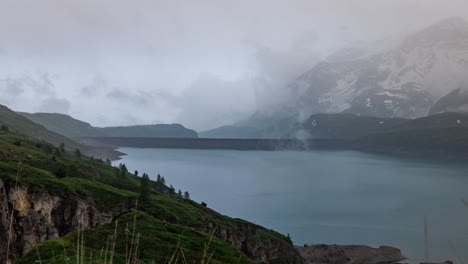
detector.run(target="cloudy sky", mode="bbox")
[0,0,467,130]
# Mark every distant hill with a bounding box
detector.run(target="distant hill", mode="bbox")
[19,112,199,139]
[97,124,198,138]
[355,127,468,157]
[200,112,298,139]
[199,125,263,139]
[296,113,408,139]
[393,112,468,131]
[18,112,106,138]
[0,105,121,159]
[1,105,82,150]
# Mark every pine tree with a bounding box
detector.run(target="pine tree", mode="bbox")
[184,191,190,200]
[140,173,151,204]
[106,158,112,166]
[75,149,81,159]
[1,125,9,131]
[59,142,66,153]
[134,170,138,176]
[177,189,183,198]
[169,185,176,197]
[119,163,128,178]
[54,148,62,157]
[157,174,161,182]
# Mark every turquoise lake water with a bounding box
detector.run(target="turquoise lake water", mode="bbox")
[117,148,468,263]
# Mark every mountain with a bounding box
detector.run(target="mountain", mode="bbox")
[428,87,468,114]
[18,112,106,138]
[97,124,198,138]
[19,112,199,139]
[285,17,468,120]
[224,17,468,137]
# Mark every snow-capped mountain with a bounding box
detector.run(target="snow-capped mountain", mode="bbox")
[287,17,468,119]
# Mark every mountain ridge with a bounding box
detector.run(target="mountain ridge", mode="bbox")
[19,112,199,139]
[236,16,468,134]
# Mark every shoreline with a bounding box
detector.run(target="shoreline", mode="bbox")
[84,136,468,162]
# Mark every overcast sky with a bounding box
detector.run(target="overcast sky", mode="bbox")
[0,0,467,130]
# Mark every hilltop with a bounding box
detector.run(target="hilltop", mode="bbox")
[19,112,199,139]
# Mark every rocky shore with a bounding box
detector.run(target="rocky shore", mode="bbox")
[296,244,454,264]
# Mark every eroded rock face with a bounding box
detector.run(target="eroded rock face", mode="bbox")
[296,244,405,264]
[0,178,119,263]
[198,220,302,264]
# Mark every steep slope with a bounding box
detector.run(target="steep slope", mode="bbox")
[18,112,106,138]
[0,105,121,160]
[428,87,468,114]
[287,17,468,119]
[0,104,82,150]
[0,131,301,263]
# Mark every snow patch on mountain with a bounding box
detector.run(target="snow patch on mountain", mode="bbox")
[284,17,468,119]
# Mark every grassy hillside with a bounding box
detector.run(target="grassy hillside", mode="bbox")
[18,112,106,138]
[18,211,259,264]
[0,105,82,150]
[0,104,121,160]
[0,130,300,264]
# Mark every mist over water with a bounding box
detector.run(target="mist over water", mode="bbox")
[117,148,468,262]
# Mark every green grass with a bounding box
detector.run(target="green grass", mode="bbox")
[19,211,259,264]
[0,131,299,263]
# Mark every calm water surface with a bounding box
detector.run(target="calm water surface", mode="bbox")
[116,148,468,262]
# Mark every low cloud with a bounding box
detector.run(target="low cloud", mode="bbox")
[1,77,25,97]
[37,97,71,114]
[106,89,155,106]
[175,73,255,131]
[80,75,106,97]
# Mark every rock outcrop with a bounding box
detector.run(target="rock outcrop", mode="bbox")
[0,178,128,263]
[199,221,301,264]
[296,244,405,264]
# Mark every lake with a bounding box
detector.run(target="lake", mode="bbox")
[116,148,468,262]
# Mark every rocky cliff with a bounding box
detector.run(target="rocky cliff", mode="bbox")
[0,177,130,263]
